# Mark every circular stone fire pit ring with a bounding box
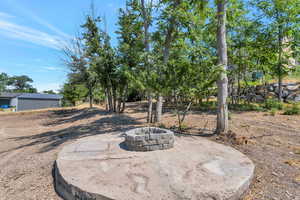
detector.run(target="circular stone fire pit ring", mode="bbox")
[125,127,174,151]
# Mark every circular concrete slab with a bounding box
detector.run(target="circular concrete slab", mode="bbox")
[55,134,254,200]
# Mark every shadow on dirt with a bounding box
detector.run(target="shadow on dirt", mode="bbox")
[45,108,107,126]
[3,107,143,153]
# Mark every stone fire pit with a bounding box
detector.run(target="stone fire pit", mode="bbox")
[125,127,174,151]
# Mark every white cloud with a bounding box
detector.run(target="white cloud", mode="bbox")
[0,19,67,50]
[4,1,72,40]
[42,66,64,71]
[0,12,15,19]
[20,9,72,39]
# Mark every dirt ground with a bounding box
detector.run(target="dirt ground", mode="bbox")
[0,102,299,200]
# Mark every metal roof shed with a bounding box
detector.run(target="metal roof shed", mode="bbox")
[0,93,62,111]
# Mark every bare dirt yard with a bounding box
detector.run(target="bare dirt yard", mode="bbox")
[0,102,299,200]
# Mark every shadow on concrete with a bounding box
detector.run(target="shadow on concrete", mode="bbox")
[3,107,143,153]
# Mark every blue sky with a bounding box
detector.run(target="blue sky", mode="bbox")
[0,0,125,92]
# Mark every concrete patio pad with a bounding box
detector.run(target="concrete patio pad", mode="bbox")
[54,134,254,200]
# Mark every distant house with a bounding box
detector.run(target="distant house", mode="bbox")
[0,93,62,111]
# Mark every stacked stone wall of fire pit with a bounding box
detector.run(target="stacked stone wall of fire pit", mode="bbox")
[125,127,174,151]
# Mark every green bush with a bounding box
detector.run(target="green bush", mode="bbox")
[229,103,264,112]
[270,108,277,116]
[264,99,283,110]
[283,104,300,115]
[198,101,217,111]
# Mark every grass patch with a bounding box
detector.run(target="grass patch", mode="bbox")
[283,103,300,115]
[197,101,217,111]
[269,108,277,116]
[264,98,283,110]
[229,103,264,112]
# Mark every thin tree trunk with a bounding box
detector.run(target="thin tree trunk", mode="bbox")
[147,94,153,123]
[237,72,241,104]
[88,87,93,108]
[105,95,109,111]
[141,0,154,123]
[155,95,163,123]
[216,0,229,134]
[277,22,283,102]
[120,86,128,113]
[107,87,113,112]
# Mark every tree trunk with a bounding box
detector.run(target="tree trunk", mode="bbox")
[147,93,153,123]
[107,87,113,112]
[105,95,109,111]
[155,95,163,123]
[141,0,154,123]
[216,0,229,134]
[120,86,128,113]
[277,22,283,102]
[88,87,93,109]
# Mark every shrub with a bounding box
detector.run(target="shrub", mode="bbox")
[178,123,189,131]
[229,103,264,112]
[264,99,283,110]
[270,108,277,116]
[198,101,217,111]
[158,123,167,129]
[283,104,300,115]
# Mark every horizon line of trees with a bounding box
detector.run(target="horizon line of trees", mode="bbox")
[61,0,299,134]
[0,72,57,94]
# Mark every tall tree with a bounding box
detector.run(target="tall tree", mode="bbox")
[0,73,9,92]
[140,0,155,123]
[63,36,96,108]
[254,0,300,101]
[216,0,229,134]
[7,75,37,93]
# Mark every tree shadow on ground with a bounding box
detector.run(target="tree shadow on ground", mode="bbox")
[3,108,143,153]
[45,108,107,126]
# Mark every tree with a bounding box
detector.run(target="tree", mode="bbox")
[43,90,56,94]
[215,0,229,134]
[116,0,144,113]
[63,36,96,109]
[254,0,300,101]
[61,83,88,106]
[140,0,155,123]
[0,73,9,92]
[7,75,37,93]
[152,0,182,123]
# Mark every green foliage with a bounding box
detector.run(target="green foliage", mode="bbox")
[0,73,9,92]
[270,108,277,116]
[264,98,283,110]
[198,101,217,112]
[61,83,88,106]
[158,123,167,129]
[6,75,37,93]
[43,90,56,94]
[61,0,299,120]
[229,103,264,112]
[283,103,300,115]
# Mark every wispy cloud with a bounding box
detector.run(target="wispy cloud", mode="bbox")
[0,19,67,50]
[0,12,15,19]
[4,1,72,39]
[17,9,72,39]
[42,66,64,71]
